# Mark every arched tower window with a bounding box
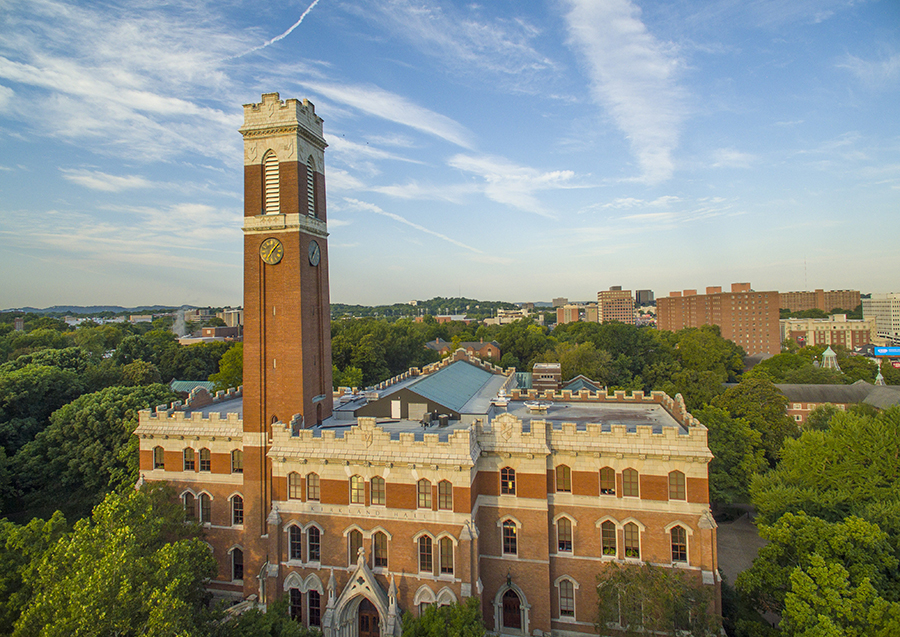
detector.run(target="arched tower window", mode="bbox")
[306,155,317,217]
[264,150,279,214]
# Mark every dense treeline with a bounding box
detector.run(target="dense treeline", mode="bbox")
[332,296,519,321]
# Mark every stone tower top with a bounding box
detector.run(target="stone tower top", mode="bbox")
[239,92,326,147]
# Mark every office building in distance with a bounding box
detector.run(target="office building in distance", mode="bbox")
[780,314,877,350]
[863,294,900,346]
[597,287,635,325]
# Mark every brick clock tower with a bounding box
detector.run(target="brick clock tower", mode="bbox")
[239,93,333,579]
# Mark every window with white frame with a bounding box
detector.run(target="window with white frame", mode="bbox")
[557,517,573,553]
[558,579,575,618]
[290,526,303,560]
[502,520,517,555]
[418,536,433,572]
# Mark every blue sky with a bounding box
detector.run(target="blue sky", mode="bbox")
[1,0,898,308]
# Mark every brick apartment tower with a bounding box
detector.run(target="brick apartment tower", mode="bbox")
[240,93,333,592]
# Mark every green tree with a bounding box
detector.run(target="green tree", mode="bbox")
[401,597,485,637]
[216,597,320,637]
[210,343,243,391]
[804,404,840,431]
[539,341,613,384]
[693,406,765,504]
[121,360,162,386]
[14,485,216,636]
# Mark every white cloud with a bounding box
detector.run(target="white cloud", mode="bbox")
[326,135,424,164]
[61,169,153,192]
[447,154,578,218]
[0,84,12,110]
[562,0,688,184]
[711,148,757,169]
[371,181,476,203]
[325,167,366,192]
[300,81,474,149]
[838,53,900,88]
[342,197,482,253]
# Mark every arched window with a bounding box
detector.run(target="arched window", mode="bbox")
[373,531,388,568]
[152,446,164,469]
[308,590,321,626]
[668,471,686,500]
[290,526,303,560]
[501,467,516,495]
[231,449,243,473]
[671,525,687,563]
[288,472,302,499]
[183,448,195,471]
[557,517,573,553]
[502,589,522,629]
[289,588,302,621]
[600,467,616,495]
[601,520,617,557]
[558,579,575,618]
[502,520,517,555]
[232,548,244,580]
[199,448,211,471]
[308,526,321,562]
[556,465,571,492]
[198,493,211,523]
[418,536,433,572]
[438,480,453,510]
[307,473,320,501]
[263,150,279,214]
[624,522,640,559]
[439,537,453,574]
[306,155,317,217]
[231,495,243,525]
[182,492,196,521]
[349,529,363,564]
[622,468,639,497]
[350,475,364,504]
[417,479,432,508]
[371,477,386,505]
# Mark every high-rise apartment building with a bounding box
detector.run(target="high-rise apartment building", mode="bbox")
[657,283,780,356]
[597,287,635,325]
[556,304,581,325]
[863,294,900,345]
[779,289,860,313]
[635,289,655,306]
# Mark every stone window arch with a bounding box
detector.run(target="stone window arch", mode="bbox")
[307,472,320,501]
[230,494,243,525]
[417,479,432,508]
[231,449,243,473]
[263,150,279,214]
[622,468,639,497]
[306,155,317,217]
[668,470,686,500]
[152,446,164,469]
[182,448,195,471]
[199,448,211,471]
[288,472,302,499]
[599,466,616,495]
[349,475,364,504]
[501,467,516,495]
[556,464,572,492]
[371,476,386,505]
[555,514,574,553]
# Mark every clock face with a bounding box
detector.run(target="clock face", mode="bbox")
[259,238,284,265]
[308,240,321,267]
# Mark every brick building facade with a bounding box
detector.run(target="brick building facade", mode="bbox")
[779,289,860,313]
[134,94,719,637]
[780,314,876,350]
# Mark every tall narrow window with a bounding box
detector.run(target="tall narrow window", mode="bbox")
[350,475,364,504]
[308,526,321,562]
[183,493,196,521]
[557,517,573,553]
[671,526,687,563]
[349,530,362,564]
[264,150,279,214]
[371,477,386,505]
[438,480,453,510]
[289,588,302,621]
[556,465,572,492]
[289,472,302,499]
[306,156,317,217]
[601,521,617,557]
[600,467,616,495]
[308,590,321,627]
[373,531,388,568]
[439,538,453,574]
[501,467,516,495]
[183,448,195,471]
[199,493,211,523]
[502,520,517,555]
[559,580,575,618]
[623,469,639,497]
[199,448,211,471]
[417,479,432,508]
[232,548,244,580]
[668,471,686,501]
[231,450,243,473]
[624,523,640,559]
[232,495,244,525]
[307,473,320,501]
[290,526,303,560]
[418,536,433,572]
[153,446,164,469]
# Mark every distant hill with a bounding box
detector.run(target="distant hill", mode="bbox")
[2,305,189,315]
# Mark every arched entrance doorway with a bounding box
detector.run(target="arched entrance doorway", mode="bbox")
[358,598,380,637]
[502,590,521,630]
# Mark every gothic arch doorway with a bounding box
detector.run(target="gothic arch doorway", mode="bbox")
[502,590,521,630]
[358,598,380,637]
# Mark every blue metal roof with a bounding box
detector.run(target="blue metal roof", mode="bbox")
[170,380,217,393]
[409,360,497,413]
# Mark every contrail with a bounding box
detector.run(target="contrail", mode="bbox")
[233,0,321,59]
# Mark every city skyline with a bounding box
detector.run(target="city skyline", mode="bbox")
[1,0,898,307]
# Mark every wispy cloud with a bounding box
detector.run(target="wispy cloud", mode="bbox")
[711,148,757,169]
[448,154,578,218]
[301,81,475,148]
[326,135,424,164]
[838,53,900,88]
[562,0,687,184]
[232,0,321,59]
[342,197,482,253]
[61,169,153,192]
[371,181,476,203]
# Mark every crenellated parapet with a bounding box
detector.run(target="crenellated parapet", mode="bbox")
[268,417,477,468]
[136,408,243,440]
